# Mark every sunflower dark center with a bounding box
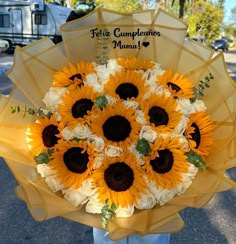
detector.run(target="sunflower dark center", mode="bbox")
[167,82,181,92]
[63,147,89,173]
[42,124,59,148]
[104,162,134,191]
[72,98,94,119]
[190,123,201,148]
[102,115,131,142]
[115,83,139,100]
[148,106,169,126]
[69,73,82,81]
[150,149,173,173]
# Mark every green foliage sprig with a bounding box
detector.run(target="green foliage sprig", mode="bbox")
[10,105,52,118]
[11,105,37,117]
[191,73,214,102]
[96,27,109,65]
[101,199,117,229]
[136,138,152,156]
[95,96,108,109]
[185,150,206,171]
[34,149,54,165]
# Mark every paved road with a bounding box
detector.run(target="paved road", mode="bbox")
[0,50,235,244]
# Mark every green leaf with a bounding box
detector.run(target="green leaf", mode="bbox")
[110,202,117,211]
[191,72,214,102]
[104,211,113,220]
[34,150,51,165]
[95,96,108,109]
[10,106,17,113]
[100,200,117,229]
[101,217,108,229]
[101,205,109,215]
[185,150,206,171]
[136,138,151,156]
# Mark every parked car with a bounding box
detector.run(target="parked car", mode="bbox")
[211,39,229,52]
[192,36,206,45]
[0,39,9,53]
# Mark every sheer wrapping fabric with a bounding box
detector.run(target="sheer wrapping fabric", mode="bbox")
[0,8,235,241]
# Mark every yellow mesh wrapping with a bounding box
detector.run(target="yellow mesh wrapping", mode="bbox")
[0,8,235,241]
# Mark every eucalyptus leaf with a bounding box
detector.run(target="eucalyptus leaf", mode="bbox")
[185,150,206,171]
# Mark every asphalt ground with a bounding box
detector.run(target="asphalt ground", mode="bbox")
[0,51,236,244]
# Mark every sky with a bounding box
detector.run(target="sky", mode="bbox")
[223,0,235,23]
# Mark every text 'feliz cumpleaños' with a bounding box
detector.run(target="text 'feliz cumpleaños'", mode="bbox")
[90,27,161,49]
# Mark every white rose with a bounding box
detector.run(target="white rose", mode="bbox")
[42,87,67,111]
[37,164,56,178]
[152,63,163,74]
[87,135,105,152]
[174,164,198,195]
[73,124,92,139]
[174,115,188,135]
[177,98,195,114]
[63,188,88,207]
[178,135,189,150]
[123,100,139,109]
[96,65,110,84]
[115,205,134,217]
[45,176,64,192]
[85,195,104,214]
[135,110,146,125]
[135,192,156,210]
[174,180,192,196]
[93,154,106,169]
[194,99,207,112]
[107,59,121,73]
[156,188,176,206]
[61,127,74,141]
[105,95,117,105]
[140,125,157,143]
[148,181,176,206]
[80,179,97,196]
[54,111,61,122]
[84,73,104,93]
[105,145,123,157]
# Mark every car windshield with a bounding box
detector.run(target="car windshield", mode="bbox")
[214,40,224,44]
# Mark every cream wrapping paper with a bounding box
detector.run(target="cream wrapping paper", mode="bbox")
[0,8,235,241]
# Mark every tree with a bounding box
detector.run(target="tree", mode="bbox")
[188,0,224,45]
[95,0,142,12]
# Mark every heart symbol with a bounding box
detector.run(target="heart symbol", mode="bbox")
[142,42,150,47]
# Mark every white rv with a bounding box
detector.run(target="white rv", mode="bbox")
[0,0,71,49]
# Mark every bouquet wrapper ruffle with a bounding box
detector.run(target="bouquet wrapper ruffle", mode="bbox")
[0,8,236,241]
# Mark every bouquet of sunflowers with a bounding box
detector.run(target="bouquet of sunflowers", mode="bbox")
[0,8,235,241]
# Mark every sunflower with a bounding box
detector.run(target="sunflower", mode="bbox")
[91,153,148,208]
[185,111,214,156]
[140,93,182,132]
[58,86,98,128]
[90,102,141,149]
[26,115,61,156]
[144,135,189,189]
[117,57,155,71]
[104,69,148,102]
[49,140,96,189]
[52,61,96,89]
[157,69,194,99]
